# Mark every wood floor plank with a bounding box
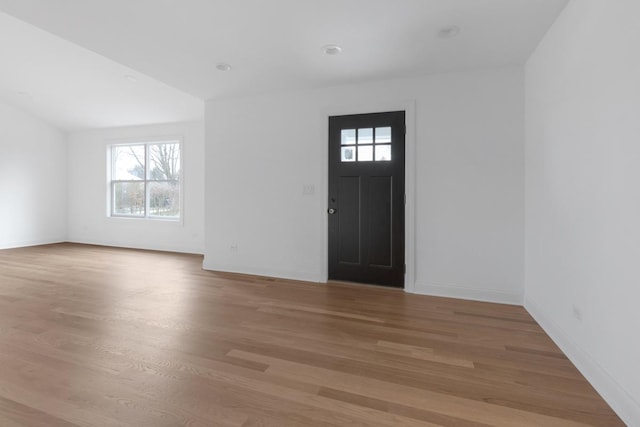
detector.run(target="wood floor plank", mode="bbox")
[0,395,80,427]
[226,349,604,427]
[0,243,625,426]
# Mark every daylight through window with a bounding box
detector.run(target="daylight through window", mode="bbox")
[110,141,181,220]
[340,127,392,162]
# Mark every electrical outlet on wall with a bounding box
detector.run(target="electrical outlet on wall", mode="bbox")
[230,244,238,253]
[302,184,315,196]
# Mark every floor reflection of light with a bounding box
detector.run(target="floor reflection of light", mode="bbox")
[81,250,197,354]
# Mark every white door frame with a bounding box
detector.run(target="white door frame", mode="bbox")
[320,100,416,293]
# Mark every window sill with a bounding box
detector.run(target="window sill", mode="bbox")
[106,216,183,226]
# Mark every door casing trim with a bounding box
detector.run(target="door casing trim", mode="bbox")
[320,100,416,293]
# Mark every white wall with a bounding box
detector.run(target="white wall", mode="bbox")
[0,102,67,249]
[205,67,525,303]
[67,121,205,254]
[525,0,640,424]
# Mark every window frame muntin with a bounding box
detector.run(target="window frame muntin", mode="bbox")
[108,138,183,222]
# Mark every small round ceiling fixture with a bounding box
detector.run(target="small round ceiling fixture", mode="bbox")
[437,25,461,39]
[321,44,342,55]
[216,63,232,71]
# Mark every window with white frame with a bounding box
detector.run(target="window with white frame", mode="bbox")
[109,140,181,220]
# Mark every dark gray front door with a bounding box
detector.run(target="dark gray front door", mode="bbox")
[328,111,405,288]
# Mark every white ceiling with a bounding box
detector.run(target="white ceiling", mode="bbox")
[0,11,204,131]
[0,0,569,131]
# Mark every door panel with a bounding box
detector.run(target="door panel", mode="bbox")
[368,176,392,268]
[328,111,405,288]
[337,176,361,265]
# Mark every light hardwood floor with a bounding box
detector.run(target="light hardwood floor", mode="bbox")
[0,243,624,426]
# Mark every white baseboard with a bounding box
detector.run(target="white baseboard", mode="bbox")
[67,237,203,255]
[202,258,324,284]
[525,297,639,427]
[0,237,65,250]
[413,281,523,305]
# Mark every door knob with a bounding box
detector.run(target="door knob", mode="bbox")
[328,208,336,215]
